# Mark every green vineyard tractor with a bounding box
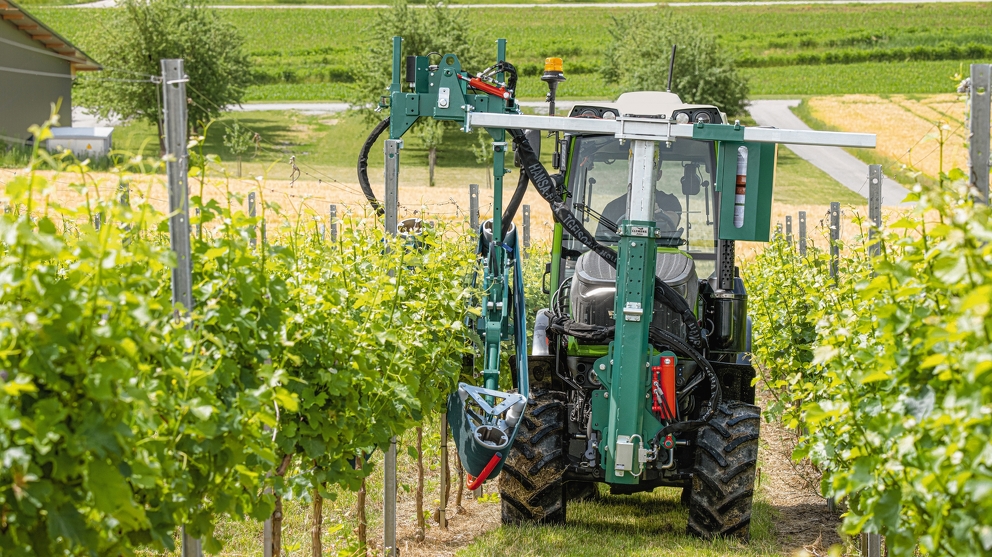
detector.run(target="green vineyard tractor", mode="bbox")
[357,37,875,540]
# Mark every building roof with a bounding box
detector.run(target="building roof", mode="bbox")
[0,0,100,72]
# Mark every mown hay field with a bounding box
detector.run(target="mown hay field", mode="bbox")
[806,93,973,179]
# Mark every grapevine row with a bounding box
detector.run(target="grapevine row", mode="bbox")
[0,123,477,555]
[745,170,992,556]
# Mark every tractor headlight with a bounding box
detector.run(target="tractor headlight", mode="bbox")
[695,112,711,124]
[675,112,690,124]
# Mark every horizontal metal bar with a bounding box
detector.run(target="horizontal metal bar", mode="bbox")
[743,127,876,148]
[464,112,876,149]
[466,112,616,134]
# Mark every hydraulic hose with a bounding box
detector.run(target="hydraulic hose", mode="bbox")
[546,316,723,431]
[649,327,722,436]
[357,117,390,216]
[500,166,530,241]
[507,128,704,349]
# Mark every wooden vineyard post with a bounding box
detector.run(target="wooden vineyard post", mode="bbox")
[798,211,807,257]
[437,414,450,528]
[163,57,200,557]
[311,483,323,557]
[263,510,273,557]
[969,64,991,203]
[356,456,367,556]
[470,183,479,231]
[455,451,465,512]
[415,426,425,542]
[829,202,840,281]
[868,165,883,259]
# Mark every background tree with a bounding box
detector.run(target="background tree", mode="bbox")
[602,10,749,116]
[472,128,493,189]
[419,119,445,187]
[352,0,484,113]
[75,0,251,154]
[352,0,483,184]
[223,121,253,177]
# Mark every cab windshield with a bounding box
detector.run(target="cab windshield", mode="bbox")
[567,135,717,255]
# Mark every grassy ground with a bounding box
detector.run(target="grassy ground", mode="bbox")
[30,3,992,102]
[459,486,783,557]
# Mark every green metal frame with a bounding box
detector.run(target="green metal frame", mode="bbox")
[384,36,528,478]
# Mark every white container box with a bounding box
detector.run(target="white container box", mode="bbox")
[45,127,114,158]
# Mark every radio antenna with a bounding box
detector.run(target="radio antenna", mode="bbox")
[666,45,677,93]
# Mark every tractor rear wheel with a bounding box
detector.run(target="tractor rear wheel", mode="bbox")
[499,389,567,525]
[687,400,761,541]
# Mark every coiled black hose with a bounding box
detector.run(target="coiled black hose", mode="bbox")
[507,127,704,350]
[547,315,722,432]
[357,117,390,216]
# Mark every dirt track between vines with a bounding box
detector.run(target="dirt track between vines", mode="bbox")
[369,387,844,557]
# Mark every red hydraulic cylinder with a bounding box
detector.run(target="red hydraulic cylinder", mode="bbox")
[651,356,677,420]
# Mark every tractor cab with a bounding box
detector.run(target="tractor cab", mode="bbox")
[552,93,726,341]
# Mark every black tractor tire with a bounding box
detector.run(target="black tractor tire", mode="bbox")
[499,390,567,525]
[566,481,599,503]
[687,400,761,541]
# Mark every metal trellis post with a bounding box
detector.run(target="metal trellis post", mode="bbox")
[785,215,793,246]
[162,59,193,318]
[798,211,807,256]
[164,57,199,557]
[329,204,337,242]
[868,164,882,258]
[969,64,991,203]
[470,183,479,231]
[248,192,257,250]
[829,202,840,281]
[523,204,531,257]
[862,534,883,557]
[383,138,402,557]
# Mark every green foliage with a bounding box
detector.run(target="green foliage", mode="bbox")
[0,119,476,555]
[746,171,992,556]
[601,10,748,116]
[350,0,485,113]
[73,0,251,139]
[223,121,253,157]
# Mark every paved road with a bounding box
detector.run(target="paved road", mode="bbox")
[748,100,910,206]
[65,0,987,9]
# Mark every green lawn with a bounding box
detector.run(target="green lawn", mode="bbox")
[773,146,865,205]
[31,3,992,102]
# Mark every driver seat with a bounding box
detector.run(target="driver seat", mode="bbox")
[569,250,698,335]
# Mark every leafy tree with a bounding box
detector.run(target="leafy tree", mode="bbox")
[472,128,494,189]
[223,120,253,177]
[352,0,485,114]
[602,10,749,116]
[75,0,251,153]
[352,0,484,185]
[418,119,445,187]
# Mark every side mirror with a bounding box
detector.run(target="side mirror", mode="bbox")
[681,164,701,196]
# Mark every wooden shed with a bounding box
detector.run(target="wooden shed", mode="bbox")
[0,0,100,143]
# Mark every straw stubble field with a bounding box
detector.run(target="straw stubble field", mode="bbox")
[806,94,972,179]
